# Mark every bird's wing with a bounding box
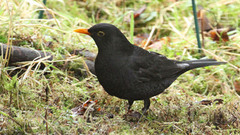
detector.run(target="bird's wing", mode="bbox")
[129,47,188,82]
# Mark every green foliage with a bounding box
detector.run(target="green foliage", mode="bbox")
[0,0,239,134]
[0,35,7,43]
[3,74,18,91]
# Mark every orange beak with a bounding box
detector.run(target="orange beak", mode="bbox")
[74,29,90,35]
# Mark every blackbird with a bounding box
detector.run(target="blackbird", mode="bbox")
[74,23,226,113]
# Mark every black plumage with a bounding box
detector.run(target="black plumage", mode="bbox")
[74,23,226,113]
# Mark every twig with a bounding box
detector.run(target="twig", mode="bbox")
[169,22,196,46]
[143,25,156,49]
[183,17,193,36]
[0,110,33,133]
[202,48,240,71]
[40,115,61,135]
[0,110,22,128]
[220,51,240,57]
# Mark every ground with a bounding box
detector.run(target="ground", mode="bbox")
[0,0,240,134]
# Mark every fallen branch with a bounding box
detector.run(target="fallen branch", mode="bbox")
[0,43,96,75]
[0,43,53,64]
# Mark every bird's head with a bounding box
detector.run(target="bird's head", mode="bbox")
[74,23,132,52]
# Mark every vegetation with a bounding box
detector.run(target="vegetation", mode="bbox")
[0,0,240,134]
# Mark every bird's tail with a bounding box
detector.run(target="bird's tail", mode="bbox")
[185,59,226,70]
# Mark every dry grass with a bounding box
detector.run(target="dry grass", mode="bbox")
[0,0,240,134]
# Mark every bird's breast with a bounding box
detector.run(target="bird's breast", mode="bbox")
[95,54,131,98]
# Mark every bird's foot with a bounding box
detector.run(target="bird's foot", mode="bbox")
[141,108,148,115]
[123,110,142,122]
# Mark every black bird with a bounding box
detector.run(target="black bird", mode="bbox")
[74,23,226,113]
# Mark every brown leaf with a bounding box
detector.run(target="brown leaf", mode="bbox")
[197,9,212,32]
[146,37,171,50]
[213,99,223,104]
[208,29,230,42]
[147,40,162,50]
[199,99,223,105]
[234,80,240,95]
[134,34,149,45]
[134,5,147,19]
[199,99,212,105]
[71,99,99,115]
[134,34,170,50]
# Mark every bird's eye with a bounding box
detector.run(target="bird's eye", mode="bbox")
[97,31,105,37]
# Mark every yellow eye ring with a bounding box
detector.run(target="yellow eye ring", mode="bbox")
[97,31,105,37]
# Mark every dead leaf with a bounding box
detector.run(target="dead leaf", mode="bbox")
[234,80,240,95]
[134,5,147,19]
[147,40,162,50]
[71,99,100,116]
[134,34,170,50]
[199,99,223,105]
[208,29,230,42]
[197,9,212,32]
[213,99,224,104]
[199,99,212,105]
[134,34,149,45]
[125,5,147,23]
[197,7,236,43]
[146,37,171,50]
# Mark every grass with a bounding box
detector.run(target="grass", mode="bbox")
[0,0,240,134]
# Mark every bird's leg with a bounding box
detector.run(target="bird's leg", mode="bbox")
[128,100,134,112]
[135,99,151,125]
[142,98,150,114]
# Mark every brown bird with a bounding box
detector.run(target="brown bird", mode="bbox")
[74,23,226,114]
